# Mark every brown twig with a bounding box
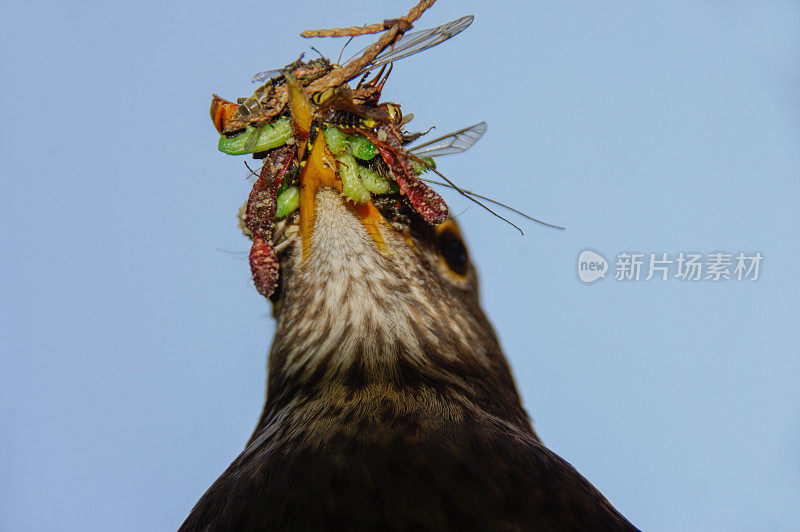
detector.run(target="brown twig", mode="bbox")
[301,0,436,38]
[404,0,437,24]
[303,1,436,95]
[301,23,386,38]
[304,24,402,94]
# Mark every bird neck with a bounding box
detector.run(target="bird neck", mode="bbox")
[256,257,533,440]
[251,188,535,441]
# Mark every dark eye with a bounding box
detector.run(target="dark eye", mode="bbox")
[437,226,469,276]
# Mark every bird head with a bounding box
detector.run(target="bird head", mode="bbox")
[219,59,531,434]
[262,180,533,432]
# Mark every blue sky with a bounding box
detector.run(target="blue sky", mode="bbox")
[1,1,798,530]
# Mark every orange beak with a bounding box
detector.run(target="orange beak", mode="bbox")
[285,74,387,258]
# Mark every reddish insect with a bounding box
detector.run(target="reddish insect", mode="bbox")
[243,145,296,298]
[345,123,448,225]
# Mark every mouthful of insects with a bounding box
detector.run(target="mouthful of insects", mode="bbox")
[209,3,497,300]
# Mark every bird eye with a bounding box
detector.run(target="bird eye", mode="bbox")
[436,223,469,276]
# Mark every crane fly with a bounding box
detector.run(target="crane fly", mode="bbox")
[408,123,564,230]
[249,15,473,85]
[343,15,473,75]
[222,15,474,135]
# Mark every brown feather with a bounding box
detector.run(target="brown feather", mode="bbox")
[180,188,638,531]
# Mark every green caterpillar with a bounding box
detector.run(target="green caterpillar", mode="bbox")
[218,117,293,155]
[232,124,397,218]
[348,135,378,161]
[336,154,371,204]
[411,157,436,174]
[323,127,349,155]
[323,126,378,161]
[357,165,391,194]
[323,126,390,202]
[275,186,300,218]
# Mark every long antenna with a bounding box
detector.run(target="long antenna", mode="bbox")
[420,178,565,230]
[408,156,523,234]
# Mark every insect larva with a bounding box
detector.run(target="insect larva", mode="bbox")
[336,153,371,204]
[323,126,378,161]
[217,117,293,155]
[323,126,348,155]
[275,187,300,218]
[411,157,436,174]
[348,135,378,161]
[357,165,391,194]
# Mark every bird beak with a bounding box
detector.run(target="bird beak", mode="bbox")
[285,73,389,259]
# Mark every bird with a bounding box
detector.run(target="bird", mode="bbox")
[184,5,638,528]
[179,187,639,530]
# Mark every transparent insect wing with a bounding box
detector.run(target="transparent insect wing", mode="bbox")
[408,122,487,158]
[242,124,265,154]
[349,15,474,74]
[250,68,283,84]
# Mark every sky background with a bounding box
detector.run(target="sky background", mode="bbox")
[1,1,798,530]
